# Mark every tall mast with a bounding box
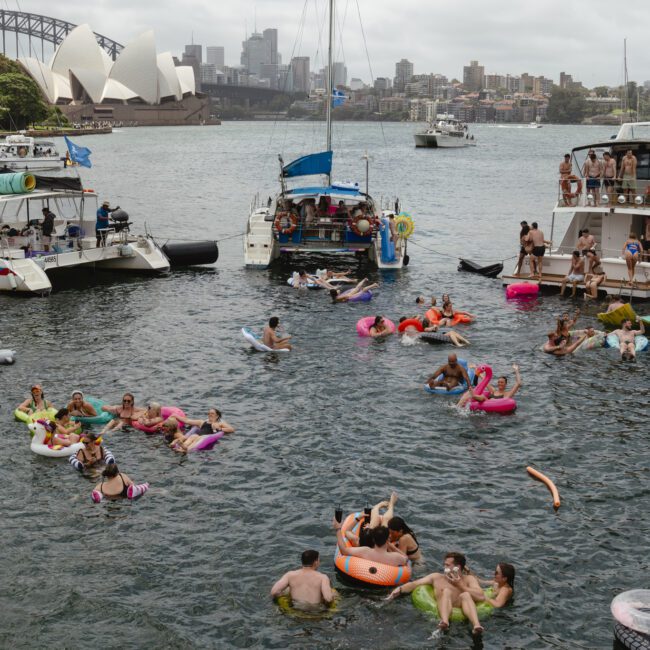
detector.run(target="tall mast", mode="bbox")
[326,0,334,173]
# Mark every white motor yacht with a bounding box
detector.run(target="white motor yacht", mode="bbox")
[414,114,476,148]
[502,122,650,299]
[0,134,63,171]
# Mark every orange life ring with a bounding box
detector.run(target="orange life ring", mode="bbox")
[425,308,441,324]
[560,175,582,200]
[334,513,412,587]
[350,214,373,237]
[83,188,95,193]
[451,312,472,325]
[398,318,424,333]
[274,211,298,235]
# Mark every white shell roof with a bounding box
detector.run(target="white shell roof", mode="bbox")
[18,24,196,106]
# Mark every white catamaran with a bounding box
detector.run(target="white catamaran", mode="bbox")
[243,0,412,270]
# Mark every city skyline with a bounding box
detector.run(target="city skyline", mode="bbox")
[15,0,650,88]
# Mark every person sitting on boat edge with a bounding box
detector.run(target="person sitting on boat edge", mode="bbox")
[17,383,54,415]
[385,552,486,637]
[427,353,472,391]
[66,390,97,418]
[175,408,235,435]
[583,250,606,300]
[559,251,585,297]
[101,392,144,433]
[262,316,292,350]
[270,550,334,611]
[70,431,115,471]
[611,318,645,361]
[334,520,408,567]
[458,364,521,407]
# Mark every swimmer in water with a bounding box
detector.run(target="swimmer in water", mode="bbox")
[543,331,587,355]
[91,463,149,502]
[101,393,144,433]
[368,315,392,337]
[270,550,334,611]
[474,562,516,608]
[387,516,421,562]
[175,408,235,435]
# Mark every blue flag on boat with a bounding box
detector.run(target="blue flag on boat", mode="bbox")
[332,89,346,108]
[64,135,92,168]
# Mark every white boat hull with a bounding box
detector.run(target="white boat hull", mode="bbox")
[414,133,473,148]
[243,208,279,268]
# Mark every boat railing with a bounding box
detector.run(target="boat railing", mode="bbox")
[272,213,378,243]
[557,177,650,209]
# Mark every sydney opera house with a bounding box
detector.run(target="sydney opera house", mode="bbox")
[19,25,209,125]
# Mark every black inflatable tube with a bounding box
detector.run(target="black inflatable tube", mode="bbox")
[162,241,219,266]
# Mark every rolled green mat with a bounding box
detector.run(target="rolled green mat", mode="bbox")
[0,172,36,194]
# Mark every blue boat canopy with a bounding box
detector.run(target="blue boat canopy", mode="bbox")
[282,151,332,178]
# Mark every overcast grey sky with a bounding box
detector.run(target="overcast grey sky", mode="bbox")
[16,0,650,87]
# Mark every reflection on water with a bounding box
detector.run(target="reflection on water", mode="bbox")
[0,124,645,649]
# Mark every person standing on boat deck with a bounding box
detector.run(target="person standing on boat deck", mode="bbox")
[559,251,585,297]
[40,207,55,252]
[582,150,602,203]
[529,222,550,279]
[576,229,596,258]
[96,200,113,247]
[515,222,531,276]
[619,150,637,203]
[559,154,573,204]
[602,152,616,195]
[263,316,292,350]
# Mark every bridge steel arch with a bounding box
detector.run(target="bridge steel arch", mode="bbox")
[0,10,123,61]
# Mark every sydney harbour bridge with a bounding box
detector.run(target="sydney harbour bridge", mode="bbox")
[0,9,288,105]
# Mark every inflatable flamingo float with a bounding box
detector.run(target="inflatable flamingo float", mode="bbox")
[469,365,517,414]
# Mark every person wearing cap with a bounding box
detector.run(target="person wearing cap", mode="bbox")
[69,431,115,471]
[17,384,54,415]
[96,200,113,247]
[40,207,56,251]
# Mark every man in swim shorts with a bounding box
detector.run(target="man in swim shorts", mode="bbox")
[559,250,585,297]
[270,550,334,610]
[619,149,637,203]
[263,316,292,350]
[427,353,472,390]
[529,222,550,279]
[582,150,602,202]
[611,318,645,361]
[386,552,485,636]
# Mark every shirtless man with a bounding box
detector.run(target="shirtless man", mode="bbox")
[543,331,587,356]
[386,552,485,636]
[559,154,573,205]
[427,353,472,390]
[101,393,144,433]
[611,318,645,361]
[559,250,585,297]
[334,521,408,568]
[263,316,292,350]
[602,152,617,197]
[270,550,334,610]
[529,222,551,279]
[576,229,596,257]
[582,150,602,202]
[606,295,626,313]
[619,149,637,203]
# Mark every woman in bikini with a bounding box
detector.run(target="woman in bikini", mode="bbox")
[66,390,97,418]
[622,232,642,286]
[475,562,515,608]
[91,464,148,502]
[369,315,392,338]
[17,384,54,415]
[387,516,421,561]
[175,408,235,436]
[70,431,115,471]
[101,393,144,433]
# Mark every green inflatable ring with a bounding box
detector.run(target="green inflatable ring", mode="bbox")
[14,407,57,425]
[276,590,338,620]
[70,396,113,425]
[412,585,494,621]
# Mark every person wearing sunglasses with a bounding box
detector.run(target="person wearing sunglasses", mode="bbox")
[100,393,144,433]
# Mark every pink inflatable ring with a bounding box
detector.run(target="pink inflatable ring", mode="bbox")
[132,406,186,433]
[469,364,517,414]
[356,316,396,337]
[506,283,539,299]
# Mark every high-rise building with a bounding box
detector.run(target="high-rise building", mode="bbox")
[520,73,534,92]
[241,28,279,76]
[331,62,347,87]
[260,63,279,89]
[184,44,202,64]
[206,46,224,70]
[200,63,218,85]
[394,59,413,92]
[559,71,573,89]
[462,60,484,91]
[290,56,310,93]
[263,29,278,64]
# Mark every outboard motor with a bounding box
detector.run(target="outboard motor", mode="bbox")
[110,208,131,233]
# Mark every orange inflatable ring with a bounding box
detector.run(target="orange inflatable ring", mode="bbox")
[425,308,441,324]
[350,214,373,237]
[334,513,412,587]
[451,312,472,326]
[398,318,424,333]
[561,175,582,200]
[274,212,298,235]
[527,466,561,510]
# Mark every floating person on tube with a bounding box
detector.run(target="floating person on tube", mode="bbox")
[66,390,97,418]
[17,383,54,415]
[457,364,521,408]
[175,408,235,435]
[329,278,378,303]
[333,520,408,567]
[427,353,473,391]
[262,316,292,351]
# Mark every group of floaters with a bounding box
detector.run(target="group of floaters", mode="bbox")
[271,493,517,638]
[15,385,235,503]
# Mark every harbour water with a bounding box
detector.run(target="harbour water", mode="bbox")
[1,122,647,649]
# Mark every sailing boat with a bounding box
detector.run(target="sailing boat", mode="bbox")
[243,0,411,269]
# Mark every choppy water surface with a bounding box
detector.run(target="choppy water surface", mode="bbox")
[1,123,648,649]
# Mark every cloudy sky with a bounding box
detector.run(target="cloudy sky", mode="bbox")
[14,0,650,87]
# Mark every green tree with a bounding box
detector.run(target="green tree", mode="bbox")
[0,72,48,129]
[546,87,587,124]
[592,85,610,98]
[0,54,22,75]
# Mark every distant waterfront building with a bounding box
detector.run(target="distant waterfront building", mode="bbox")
[290,56,310,93]
[484,73,506,91]
[374,77,392,92]
[206,46,224,69]
[394,59,413,92]
[533,76,553,95]
[201,63,218,84]
[350,77,365,91]
[559,71,573,89]
[260,62,279,89]
[263,28,278,64]
[462,60,484,91]
[185,43,202,64]
[241,28,279,76]
[520,72,534,92]
[379,96,410,114]
[331,62,347,87]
